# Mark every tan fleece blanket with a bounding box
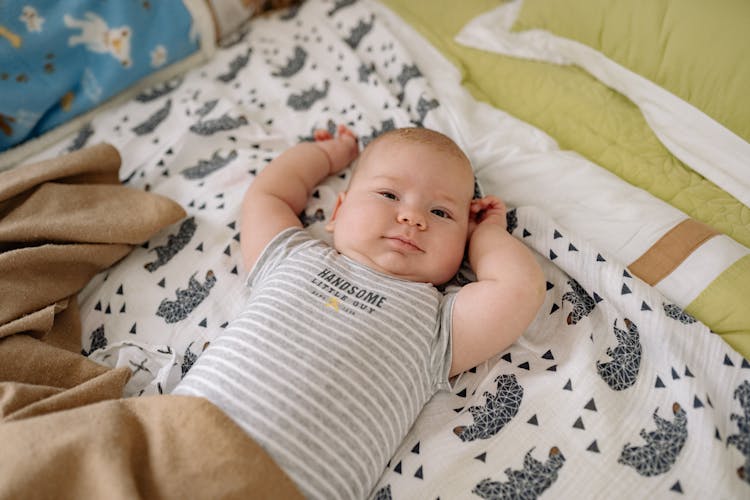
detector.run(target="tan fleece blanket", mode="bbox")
[0,144,302,499]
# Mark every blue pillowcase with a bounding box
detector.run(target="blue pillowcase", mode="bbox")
[0,0,201,151]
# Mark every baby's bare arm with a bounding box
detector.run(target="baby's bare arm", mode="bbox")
[449,197,545,376]
[240,125,358,270]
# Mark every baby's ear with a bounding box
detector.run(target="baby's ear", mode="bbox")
[325,192,346,232]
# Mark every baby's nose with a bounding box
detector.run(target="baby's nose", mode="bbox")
[397,211,426,229]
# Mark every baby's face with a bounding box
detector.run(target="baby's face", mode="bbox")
[327,140,474,285]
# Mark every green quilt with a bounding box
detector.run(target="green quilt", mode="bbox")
[380,0,750,249]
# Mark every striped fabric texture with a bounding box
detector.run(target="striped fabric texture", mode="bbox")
[175,228,454,499]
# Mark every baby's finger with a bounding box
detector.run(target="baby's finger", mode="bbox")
[470,198,488,212]
[314,129,333,141]
[337,124,357,140]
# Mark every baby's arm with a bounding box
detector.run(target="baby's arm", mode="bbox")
[449,196,545,376]
[240,125,358,270]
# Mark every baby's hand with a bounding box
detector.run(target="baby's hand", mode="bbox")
[468,195,507,238]
[313,124,359,175]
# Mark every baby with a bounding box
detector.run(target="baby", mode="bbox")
[175,125,545,499]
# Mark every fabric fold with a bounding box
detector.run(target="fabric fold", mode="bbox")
[0,143,301,499]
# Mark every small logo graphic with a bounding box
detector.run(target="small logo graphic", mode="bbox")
[325,297,340,312]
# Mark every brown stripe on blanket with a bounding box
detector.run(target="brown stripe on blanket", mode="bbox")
[0,143,302,499]
[628,218,719,285]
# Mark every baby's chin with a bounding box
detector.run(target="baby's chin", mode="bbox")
[362,258,456,286]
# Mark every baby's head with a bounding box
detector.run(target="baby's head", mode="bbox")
[326,127,475,285]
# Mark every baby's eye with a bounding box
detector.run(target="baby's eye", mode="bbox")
[431,208,451,219]
[379,191,397,200]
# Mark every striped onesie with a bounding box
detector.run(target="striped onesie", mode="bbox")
[174,228,455,499]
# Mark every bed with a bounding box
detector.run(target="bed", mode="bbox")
[2,0,749,498]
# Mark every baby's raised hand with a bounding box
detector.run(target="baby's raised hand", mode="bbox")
[468,195,507,238]
[314,124,359,175]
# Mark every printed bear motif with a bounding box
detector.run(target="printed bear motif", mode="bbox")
[562,279,595,325]
[505,208,518,235]
[144,217,197,272]
[83,324,107,355]
[372,484,392,500]
[132,99,172,135]
[395,64,422,103]
[67,122,95,152]
[327,0,357,17]
[357,62,375,83]
[271,46,307,78]
[453,373,523,442]
[596,318,642,391]
[135,76,184,103]
[181,342,200,377]
[414,95,439,126]
[64,12,132,68]
[473,447,565,500]
[287,81,330,111]
[360,119,396,147]
[301,208,326,228]
[190,113,248,135]
[217,48,252,83]
[156,270,216,323]
[618,403,688,476]
[181,150,238,179]
[663,303,697,324]
[727,380,750,483]
[343,15,374,49]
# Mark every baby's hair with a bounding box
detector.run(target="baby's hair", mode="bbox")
[349,127,471,183]
[363,127,469,165]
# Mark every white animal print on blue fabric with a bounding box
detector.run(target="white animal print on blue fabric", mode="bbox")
[64,13,132,68]
[0,0,198,151]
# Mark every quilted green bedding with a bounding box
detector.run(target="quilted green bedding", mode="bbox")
[381,0,749,249]
[382,0,750,357]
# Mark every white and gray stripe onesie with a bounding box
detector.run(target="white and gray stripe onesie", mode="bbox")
[175,228,454,499]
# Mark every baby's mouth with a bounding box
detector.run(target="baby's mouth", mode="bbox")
[385,235,423,252]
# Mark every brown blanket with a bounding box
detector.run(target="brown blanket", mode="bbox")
[0,144,302,499]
